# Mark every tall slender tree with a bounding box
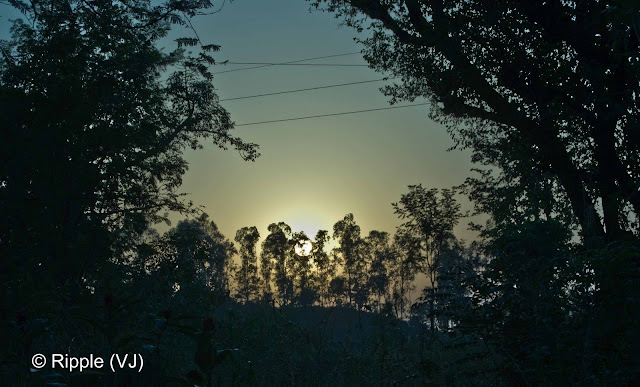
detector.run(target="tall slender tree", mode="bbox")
[393,185,462,329]
[312,229,336,306]
[291,231,316,305]
[261,222,292,305]
[333,214,365,307]
[365,230,392,312]
[390,228,420,319]
[235,226,261,303]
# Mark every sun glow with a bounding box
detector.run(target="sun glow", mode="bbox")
[294,239,313,256]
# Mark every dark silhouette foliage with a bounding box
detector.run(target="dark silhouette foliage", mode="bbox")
[0,0,258,298]
[310,0,640,245]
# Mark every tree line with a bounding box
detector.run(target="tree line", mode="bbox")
[130,185,466,323]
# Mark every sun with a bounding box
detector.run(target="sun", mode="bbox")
[294,239,313,257]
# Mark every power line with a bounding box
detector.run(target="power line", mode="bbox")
[235,103,428,127]
[212,52,361,74]
[223,62,368,67]
[220,78,394,102]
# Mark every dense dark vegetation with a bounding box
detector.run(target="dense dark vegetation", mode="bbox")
[1,0,639,385]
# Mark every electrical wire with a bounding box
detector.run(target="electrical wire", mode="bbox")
[212,52,361,74]
[223,62,368,67]
[235,103,428,127]
[220,78,394,102]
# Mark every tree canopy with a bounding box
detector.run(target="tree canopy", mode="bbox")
[310,0,640,244]
[0,0,258,290]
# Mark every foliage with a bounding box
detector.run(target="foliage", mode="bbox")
[311,229,337,306]
[234,226,261,302]
[0,1,255,383]
[0,0,259,301]
[261,222,293,305]
[394,185,463,328]
[290,231,316,306]
[309,0,640,244]
[364,231,392,311]
[304,1,640,382]
[131,213,236,306]
[333,213,368,308]
[389,227,420,319]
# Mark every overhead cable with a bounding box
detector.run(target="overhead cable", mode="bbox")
[220,78,394,102]
[212,52,361,74]
[235,103,428,127]
[223,62,368,67]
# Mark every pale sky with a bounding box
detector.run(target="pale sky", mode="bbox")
[158,0,479,245]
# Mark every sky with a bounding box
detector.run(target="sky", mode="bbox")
[159,0,479,244]
[0,0,480,246]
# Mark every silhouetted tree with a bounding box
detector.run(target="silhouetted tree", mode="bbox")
[307,1,640,379]
[166,214,236,301]
[235,226,261,302]
[328,276,348,306]
[0,0,258,301]
[425,239,476,332]
[365,231,392,312]
[128,228,173,299]
[310,0,639,244]
[390,228,420,319]
[287,231,314,305]
[465,220,574,384]
[130,213,236,308]
[261,222,292,305]
[311,229,335,306]
[333,214,367,307]
[393,185,462,329]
